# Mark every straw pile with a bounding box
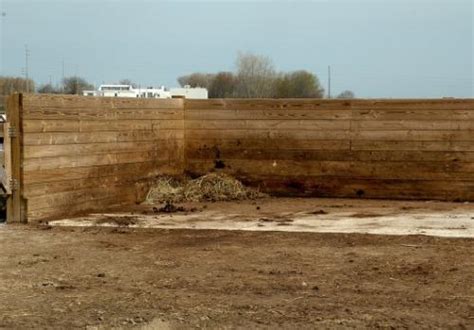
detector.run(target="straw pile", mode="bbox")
[145,173,265,203]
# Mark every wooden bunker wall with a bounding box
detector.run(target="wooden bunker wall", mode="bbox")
[16,94,185,222]
[184,99,474,201]
[7,95,474,223]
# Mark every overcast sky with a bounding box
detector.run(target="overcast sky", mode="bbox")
[0,0,472,98]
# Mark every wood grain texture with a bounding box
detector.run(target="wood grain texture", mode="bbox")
[184,98,474,201]
[2,123,12,194]
[232,175,474,201]
[23,130,184,146]
[23,94,183,110]
[20,94,185,222]
[6,94,25,223]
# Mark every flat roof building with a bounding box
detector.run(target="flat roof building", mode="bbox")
[83,84,208,99]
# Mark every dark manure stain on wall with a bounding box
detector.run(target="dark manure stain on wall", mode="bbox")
[214,159,226,169]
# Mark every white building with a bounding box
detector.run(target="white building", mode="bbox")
[170,85,208,99]
[83,84,208,99]
[83,85,171,99]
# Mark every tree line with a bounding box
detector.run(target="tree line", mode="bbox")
[178,52,355,99]
[1,53,355,99]
[0,76,94,95]
[0,76,35,95]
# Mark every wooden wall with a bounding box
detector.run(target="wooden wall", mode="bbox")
[184,99,474,201]
[18,94,184,221]
[7,95,474,222]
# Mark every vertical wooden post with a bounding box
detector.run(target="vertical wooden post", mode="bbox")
[6,93,25,223]
[3,122,12,195]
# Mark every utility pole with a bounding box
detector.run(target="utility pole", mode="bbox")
[24,44,30,93]
[327,65,331,99]
[61,59,65,92]
[75,64,78,94]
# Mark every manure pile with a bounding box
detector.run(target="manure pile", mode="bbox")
[145,173,266,203]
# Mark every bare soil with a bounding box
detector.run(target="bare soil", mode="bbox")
[1,198,473,329]
[53,198,474,238]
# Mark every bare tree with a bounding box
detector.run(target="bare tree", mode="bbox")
[336,90,356,99]
[274,70,324,98]
[175,53,326,99]
[177,73,214,88]
[235,52,276,98]
[209,72,237,98]
[0,76,35,95]
[62,76,93,95]
[37,83,60,94]
[119,79,137,88]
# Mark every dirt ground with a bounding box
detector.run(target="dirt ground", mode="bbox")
[1,198,474,329]
[52,198,474,238]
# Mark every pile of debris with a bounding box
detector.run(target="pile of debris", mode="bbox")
[145,173,266,204]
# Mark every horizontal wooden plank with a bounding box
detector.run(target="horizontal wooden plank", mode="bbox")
[187,129,474,141]
[232,175,474,201]
[23,94,184,110]
[351,140,474,152]
[353,120,474,131]
[188,119,474,131]
[185,99,352,110]
[186,109,474,122]
[26,185,141,221]
[186,138,351,151]
[27,197,134,222]
[187,159,474,180]
[186,129,351,140]
[27,184,134,211]
[186,108,474,122]
[23,161,183,185]
[27,199,135,222]
[352,130,474,141]
[23,147,183,171]
[24,141,180,159]
[187,147,474,162]
[23,169,157,197]
[23,130,184,145]
[185,109,352,120]
[23,119,183,133]
[353,109,474,121]
[22,107,184,121]
[185,119,350,130]
[350,99,474,110]
[185,98,474,111]
[187,139,474,153]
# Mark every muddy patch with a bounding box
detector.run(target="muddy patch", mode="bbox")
[349,212,386,218]
[153,201,187,213]
[308,209,328,215]
[95,216,138,227]
[258,217,294,226]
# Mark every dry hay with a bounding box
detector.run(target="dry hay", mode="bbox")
[145,173,266,203]
[145,176,185,203]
